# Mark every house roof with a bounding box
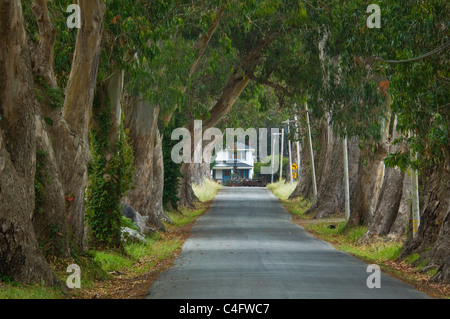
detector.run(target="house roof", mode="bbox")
[227,142,255,151]
[212,160,253,169]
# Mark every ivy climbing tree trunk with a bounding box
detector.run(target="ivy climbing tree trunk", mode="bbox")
[84,69,136,247]
[0,0,60,285]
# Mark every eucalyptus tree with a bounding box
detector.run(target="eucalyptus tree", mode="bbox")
[175,0,324,208]
[0,0,63,286]
[299,0,449,282]
[0,0,106,285]
[118,1,230,228]
[84,0,182,246]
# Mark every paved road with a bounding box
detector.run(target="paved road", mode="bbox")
[147,187,428,299]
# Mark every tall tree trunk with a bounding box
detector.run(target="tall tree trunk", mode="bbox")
[105,70,124,148]
[343,136,351,221]
[123,101,159,221]
[134,5,227,215]
[389,172,411,237]
[124,99,174,231]
[149,129,172,228]
[191,139,216,186]
[359,117,409,242]
[50,0,105,249]
[359,166,404,242]
[178,162,201,209]
[347,142,387,227]
[304,120,359,218]
[33,112,69,258]
[0,0,59,285]
[401,163,450,283]
[347,97,391,227]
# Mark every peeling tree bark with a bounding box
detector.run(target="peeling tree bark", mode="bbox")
[304,119,360,219]
[33,112,69,258]
[359,116,409,243]
[389,172,411,237]
[124,101,159,220]
[348,142,387,227]
[51,0,106,249]
[0,0,60,285]
[401,163,450,283]
[26,0,70,258]
[31,0,57,88]
[149,129,172,228]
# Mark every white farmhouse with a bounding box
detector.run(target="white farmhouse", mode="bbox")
[211,142,255,182]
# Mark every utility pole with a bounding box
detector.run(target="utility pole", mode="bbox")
[343,136,350,221]
[271,134,275,184]
[271,131,282,183]
[306,103,317,199]
[288,120,293,184]
[410,143,420,238]
[295,113,301,181]
[282,119,294,184]
[279,128,284,181]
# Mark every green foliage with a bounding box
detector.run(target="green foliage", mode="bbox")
[315,0,449,168]
[38,224,66,259]
[120,215,139,232]
[35,77,65,109]
[85,93,135,248]
[162,129,183,210]
[22,0,77,88]
[254,156,290,181]
[0,282,65,299]
[34,150,49,215]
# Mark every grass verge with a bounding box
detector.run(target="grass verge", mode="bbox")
[192,178,222,202]
[266,180,298,200]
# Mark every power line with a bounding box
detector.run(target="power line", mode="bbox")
[376,41,449,63]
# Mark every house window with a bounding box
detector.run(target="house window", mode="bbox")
[224,170,231,177]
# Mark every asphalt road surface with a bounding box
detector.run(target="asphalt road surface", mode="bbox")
[147,187,428,299]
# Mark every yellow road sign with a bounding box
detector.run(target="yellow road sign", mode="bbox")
[292,163,298,171]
